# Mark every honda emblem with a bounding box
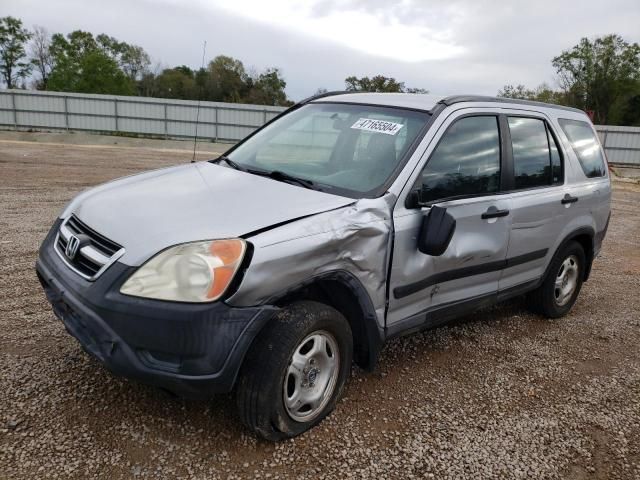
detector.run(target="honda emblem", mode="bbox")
[65,234,81,260]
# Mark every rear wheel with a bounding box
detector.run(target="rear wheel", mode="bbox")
[235,301,352,441]
[528,241,586,318]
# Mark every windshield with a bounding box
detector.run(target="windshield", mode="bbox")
[226,103,431,198]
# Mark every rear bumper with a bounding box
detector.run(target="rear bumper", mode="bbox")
[36,220,277,397]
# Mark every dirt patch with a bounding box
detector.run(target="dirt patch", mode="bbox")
[1,138,639,479]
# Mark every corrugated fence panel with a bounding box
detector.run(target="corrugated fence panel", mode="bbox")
[119,118,165,135]
[68,97,115,116]
[218,124,256,141]
[16,93,64,113]
[68,113,115,132]
[6,89,637,164]
[0,93,13,109]
[595,125,640,166]
[18,111,66,128]
[0,110,13,125]
[0,89,287,142]
[118,100,165,120]
[220,108,264,128]
[0,90,285,141]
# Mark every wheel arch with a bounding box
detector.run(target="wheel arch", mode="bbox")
[547,226,595,282]
[265,270,384,371]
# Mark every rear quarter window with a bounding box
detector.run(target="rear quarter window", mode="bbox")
[558,119,607,178]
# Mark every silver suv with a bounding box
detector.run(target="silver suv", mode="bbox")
[36,92,611,440]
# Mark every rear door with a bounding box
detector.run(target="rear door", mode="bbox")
[387,112,512,331]
[498,113,568,292]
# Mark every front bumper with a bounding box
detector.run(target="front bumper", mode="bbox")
[36,220,277,397]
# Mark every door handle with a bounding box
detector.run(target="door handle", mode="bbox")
[481,206,510,219]
[561,194,579,205]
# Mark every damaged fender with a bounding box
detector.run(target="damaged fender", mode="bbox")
[227,193,397,359]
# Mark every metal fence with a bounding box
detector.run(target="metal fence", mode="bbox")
[0,89,286,143]
[1,89,639,165]
[594,125,640,167]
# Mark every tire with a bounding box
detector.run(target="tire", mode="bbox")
[527,241,586,318]
[235,301,353,441]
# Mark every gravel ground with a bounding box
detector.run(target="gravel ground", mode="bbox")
[1,135,639,479]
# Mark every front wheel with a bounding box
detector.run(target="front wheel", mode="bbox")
[528,241,586,318]
[235,301,353,441]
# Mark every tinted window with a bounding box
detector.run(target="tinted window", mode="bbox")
[508,117,564,188]
[558,119,606,178]
[548,126,563,184]
[509,117,552,189]
[418,116,500,202]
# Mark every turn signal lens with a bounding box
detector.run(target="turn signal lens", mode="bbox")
[120,239,247,302]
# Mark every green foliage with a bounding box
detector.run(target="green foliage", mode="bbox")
[345,75,428,94]
[346,75,405,92]
[153,67,197,99]
[497,83,567,104]
[0,16,32,89]
[47,30,134,95]
[95,34,150,81]
[245,68,290,106]
[138,55,291,106]
[205,55,248,103]
[499,34,640,125]
[552,34,640,124]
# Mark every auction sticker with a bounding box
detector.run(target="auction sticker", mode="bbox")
[351,118,404,135]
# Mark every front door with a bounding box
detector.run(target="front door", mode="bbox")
[387,114,511,332]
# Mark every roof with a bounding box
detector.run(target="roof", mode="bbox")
[311,92,584,115]
[311,92,442,112]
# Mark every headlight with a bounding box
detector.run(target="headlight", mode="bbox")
[120,239,247,302]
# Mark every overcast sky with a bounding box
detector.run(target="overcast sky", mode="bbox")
[5,0,640,100]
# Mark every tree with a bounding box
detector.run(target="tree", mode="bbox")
[405,87,430,94]
[345,75,405,92]
[204,55,249,102]
[499,35,640,125]
[48,30,134,95]
[29,25,53,89]
[73,50,135,94]
[344,75,428,94]
[620,94,640,126]
[245,68,289,106]
[552,34,640,124]
[0,16,32,89]
[95,34,150,81]
[498,83,566,104]
[154,66,197,99]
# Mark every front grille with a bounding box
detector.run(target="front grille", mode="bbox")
[55,215,124,280]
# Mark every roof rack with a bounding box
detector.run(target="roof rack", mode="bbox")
[439,95,584,114]
[297,90,359,105]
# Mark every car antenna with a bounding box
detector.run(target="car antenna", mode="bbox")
[191,40,207,163]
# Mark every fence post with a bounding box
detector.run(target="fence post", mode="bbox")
[164,103,168,139]
[214,107,218,143]
[263,108,267,125]
[64,95,70,130]
[10,91,17,129]
[114,98,119,132]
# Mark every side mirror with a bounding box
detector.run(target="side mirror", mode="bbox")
[418,205,456,256]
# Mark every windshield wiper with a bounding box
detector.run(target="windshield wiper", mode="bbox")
[209,155,246,172]
[257,170,317,190]
[210,157,317,190]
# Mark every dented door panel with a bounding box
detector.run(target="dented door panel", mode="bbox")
[387,195,511,326]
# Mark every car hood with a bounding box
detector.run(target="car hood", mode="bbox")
[63,162,354,266]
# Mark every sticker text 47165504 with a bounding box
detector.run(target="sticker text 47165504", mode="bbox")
[350,118,404,136]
